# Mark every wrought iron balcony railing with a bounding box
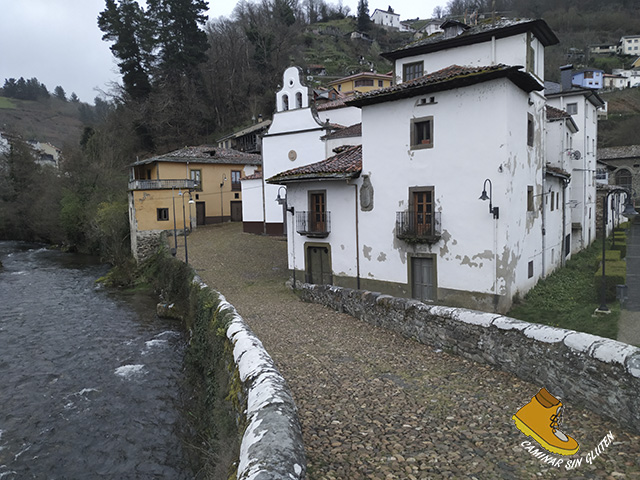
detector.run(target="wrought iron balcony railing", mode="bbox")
[296,211,331,238]
[396,211,441,243]
[128,179,198,191]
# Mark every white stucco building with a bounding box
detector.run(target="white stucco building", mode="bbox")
[264,18,603,314]
[545,65,605,254]
[371,7,401,30]
[241,67,362,235]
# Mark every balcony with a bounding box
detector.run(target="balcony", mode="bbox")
[396,211,441,243]
[128,179,198,191]
[296,211,331,238]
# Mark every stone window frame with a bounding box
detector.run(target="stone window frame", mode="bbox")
[157,208,169,221]
[410,115,434,150]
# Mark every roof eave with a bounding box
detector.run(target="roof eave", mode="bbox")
[347,67,542,107]
[267,171,360,185]
[382,19,559,61]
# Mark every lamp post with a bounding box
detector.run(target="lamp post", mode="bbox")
[276,186,296,288]
[220,174,227,223]
[172,187,178,256]
[479,178,499,219]
[597,188,638,313]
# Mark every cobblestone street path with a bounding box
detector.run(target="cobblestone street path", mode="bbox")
[183,223,640,479]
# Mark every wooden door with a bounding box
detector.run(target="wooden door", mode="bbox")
[195,202,205,225]
[306,245,332,285]
[412,257,435,302]
[230,201,242,222]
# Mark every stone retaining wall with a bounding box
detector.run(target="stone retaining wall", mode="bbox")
[218,295,306,480]
[296,283,640,434]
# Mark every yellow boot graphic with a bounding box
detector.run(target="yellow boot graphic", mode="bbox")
[512,387,579,456]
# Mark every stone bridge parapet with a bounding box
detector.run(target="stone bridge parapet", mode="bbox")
[296,283,640,434]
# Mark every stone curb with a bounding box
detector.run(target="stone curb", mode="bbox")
[296,282,640,434]
[219,294,306,480]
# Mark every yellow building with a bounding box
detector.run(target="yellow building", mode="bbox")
[128,145,261,260]
[326,72,393,95]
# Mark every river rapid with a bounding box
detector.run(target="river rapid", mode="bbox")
[0,242,194,479]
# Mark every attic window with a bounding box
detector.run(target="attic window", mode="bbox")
[206,150,216,156]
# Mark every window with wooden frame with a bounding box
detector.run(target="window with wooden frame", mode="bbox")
[190,169,202,191]
[411,116,433,150]
[355,79,374,87]
[403,61,424,82]
[411,187,434,237]
[231,170,241,191]
[309,191,327,233]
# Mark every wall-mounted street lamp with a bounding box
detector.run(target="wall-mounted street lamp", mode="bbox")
[479,178,499,219]
[276,186,294,214]
[597,188,637,313]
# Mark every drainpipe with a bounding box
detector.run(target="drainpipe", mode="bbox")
[562,178,569,266]
[348,178,361,290]
[541,170,547,278]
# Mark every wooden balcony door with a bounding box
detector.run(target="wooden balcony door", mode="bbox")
[310,191,326,233]
[413,190,433,237]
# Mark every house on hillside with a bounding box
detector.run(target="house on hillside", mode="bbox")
[589,44,617,55]
[571,68,604,90]
[371,7,401,30]
[545,64,605,254]
[264,18,595,314]
[326,72,393,95]
[603,73,627,91]
[620,35,640,55]
[216,118,271,154]
[128,146,260,260]
[612,68,640,88]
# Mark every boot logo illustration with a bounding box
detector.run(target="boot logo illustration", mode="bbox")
[512,387,579,456]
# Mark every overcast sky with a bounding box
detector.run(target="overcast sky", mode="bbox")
[0,0,445,105]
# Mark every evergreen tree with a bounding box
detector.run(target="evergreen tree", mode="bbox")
[357,0,370,31]
[98,0,153,101]
[146,0,210,80]
[54,86,67,101]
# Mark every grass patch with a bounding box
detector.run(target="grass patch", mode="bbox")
[508,239,620,340]
[0,97,16,109]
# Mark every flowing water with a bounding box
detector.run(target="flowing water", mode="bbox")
[0,242,193,479]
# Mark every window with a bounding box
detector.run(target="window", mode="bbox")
[527,186,534,212]
[411,187,434,237]
[616,169,632,190]
[526,32,536,74]
[295,92,302,109]
[378,80,383,87]
[190,169,202,191]
[231,170,241,191]
[528,260,534,279]
[282,94,289,111]
[310,191,327,233]
[403,61,424,82]
[584,71,594,79]
[566,103,577,115]
[355,79,374,87]
[410,116,433,150]
[550,190,555,211]
[527,113,534,147]
[157,208,169,221]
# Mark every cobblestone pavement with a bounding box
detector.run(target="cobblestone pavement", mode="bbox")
[181,223,640,480]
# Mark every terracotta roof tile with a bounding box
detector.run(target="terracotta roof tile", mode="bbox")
[322,123,362,140]
[546,105,571,120]
[131,145,261,166]
[267,145,362,183]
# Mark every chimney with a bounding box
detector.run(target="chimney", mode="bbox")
[258,114,263,123]
[560,64,573,91]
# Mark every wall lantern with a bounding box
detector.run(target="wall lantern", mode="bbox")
[276,186,294,214]
[479,178,499,219]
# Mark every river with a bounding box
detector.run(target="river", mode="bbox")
[0,242,194,479]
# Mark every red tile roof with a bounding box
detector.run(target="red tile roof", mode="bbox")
[267,145,362,184]
[347,64,543,107]
[132,145,261,166]
[322,123,362,140]
[545,105,570,120]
